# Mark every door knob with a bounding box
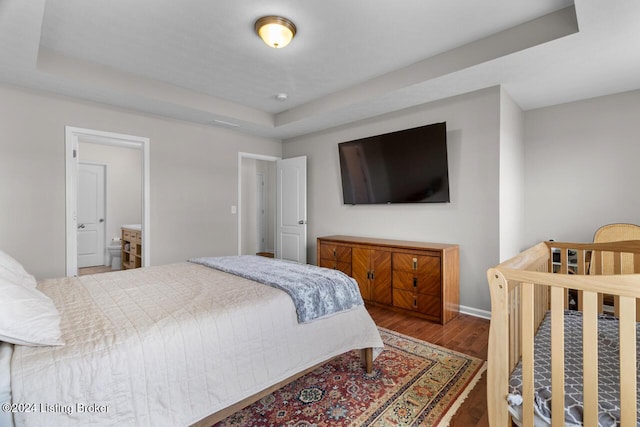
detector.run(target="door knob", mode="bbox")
[298,220,307,225]
[99,218,104,223]
[78,224,85,229]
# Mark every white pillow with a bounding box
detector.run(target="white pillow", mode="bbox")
[0,277,64,346]
[0,250,36,289]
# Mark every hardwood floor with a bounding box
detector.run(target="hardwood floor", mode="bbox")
[366,305,490,427]
[78,265,114,276]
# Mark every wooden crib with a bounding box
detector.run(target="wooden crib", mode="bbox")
[486,240,640,427]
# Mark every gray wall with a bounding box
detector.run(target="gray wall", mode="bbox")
[524,89,640,245]
[499,88,526,261]
[283,87,503,314]
[0,84,281,279]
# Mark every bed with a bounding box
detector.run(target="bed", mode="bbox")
[0,253,383,427]
[486,240,640,427]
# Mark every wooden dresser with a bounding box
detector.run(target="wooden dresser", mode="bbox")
[317,235,459,324]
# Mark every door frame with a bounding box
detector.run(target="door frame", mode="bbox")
[78,161,109,267]
[237,152,279,256]
[65,126,150,276]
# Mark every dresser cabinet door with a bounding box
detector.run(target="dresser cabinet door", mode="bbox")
[352,248,372,300]
[352,248,391,304]
[370,250,392,305]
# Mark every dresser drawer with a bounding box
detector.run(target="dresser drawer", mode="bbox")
[319,244,352,263]
[393,289,441,317]
[319,259,352,276]
[393,253,440,274]
[393,270,440,296]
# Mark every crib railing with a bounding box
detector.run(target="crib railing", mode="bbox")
[487,240,640,427]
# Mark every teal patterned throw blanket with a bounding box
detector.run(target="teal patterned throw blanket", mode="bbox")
[188,255,364,323]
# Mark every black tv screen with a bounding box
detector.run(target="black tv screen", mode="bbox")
[338,122,450,204]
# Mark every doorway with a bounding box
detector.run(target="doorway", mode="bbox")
[255,172,269,254]
[238,153,307,263]
[239,154,277,257]
[65,127,150,277]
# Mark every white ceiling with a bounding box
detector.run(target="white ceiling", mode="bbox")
[1,0,639,139]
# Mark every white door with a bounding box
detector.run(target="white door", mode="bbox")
[276,156,307,263]
[77,163,106,268]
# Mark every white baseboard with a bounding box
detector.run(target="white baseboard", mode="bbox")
[459,305,491,320]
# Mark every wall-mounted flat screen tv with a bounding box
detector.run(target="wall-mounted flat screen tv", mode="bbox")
[338,122,450,204]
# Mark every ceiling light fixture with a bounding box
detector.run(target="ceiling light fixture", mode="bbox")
[255,16,297,49]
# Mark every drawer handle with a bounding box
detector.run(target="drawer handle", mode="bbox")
[333,249,336,258]
[413,277,417,288]
[413,257,418,270]
[413,297,417,308]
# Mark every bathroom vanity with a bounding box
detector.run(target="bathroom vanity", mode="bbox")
[121,226,142,270]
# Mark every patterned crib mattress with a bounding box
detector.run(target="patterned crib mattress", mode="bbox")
[509,310,640,427]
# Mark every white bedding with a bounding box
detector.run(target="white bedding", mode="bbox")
[10,262,383,426]
[0,342,13,427]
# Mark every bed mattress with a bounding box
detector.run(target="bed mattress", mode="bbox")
[508,310,640,427]
[9,262,383,426]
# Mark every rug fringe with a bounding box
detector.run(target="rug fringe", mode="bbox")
[437,361,487,427]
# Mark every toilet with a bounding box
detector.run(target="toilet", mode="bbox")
[108,242,121,270]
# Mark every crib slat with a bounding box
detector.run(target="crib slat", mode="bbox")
[634,254,640,322]
[618,296,637,426]
[582,291,598,427]
[576,250,584,274]
[613,252,622,274]
[592,250,602,274]
[535,283,545,333]
[611,254,623,318]
[522,282,535,427]
[510,285,520,370]
[576,250,586,311]
[560,250,570,310]
[550,286,565,427]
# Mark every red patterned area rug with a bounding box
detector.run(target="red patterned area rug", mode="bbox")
[214,327,486,426]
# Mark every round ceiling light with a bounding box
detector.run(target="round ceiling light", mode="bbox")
[255,16,297,49]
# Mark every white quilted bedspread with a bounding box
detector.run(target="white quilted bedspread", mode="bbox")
[10,263,383,427]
